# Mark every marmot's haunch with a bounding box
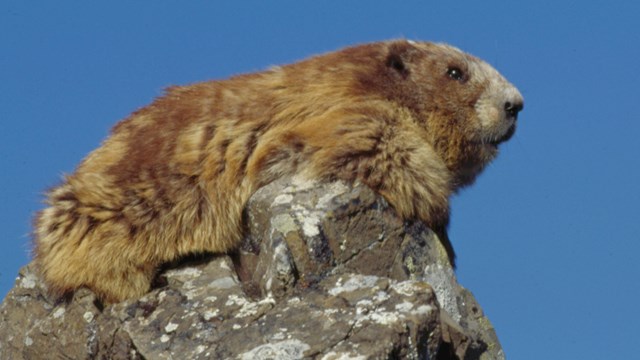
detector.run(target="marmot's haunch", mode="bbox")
[34,40,524,303]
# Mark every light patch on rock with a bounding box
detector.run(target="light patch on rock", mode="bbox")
[219,260,232,271]
[273,241,293,273]
[320,351,367,360]
[356,308,401,328]
[184,289,202,300]
[164,322,178,333]
[20,273,38,289]
[224,294,241,307]
[301,214,320,237]
[395,301,414,313]
[287,297,301,305]
[83,311,94,323]
[323,308,339,316]
[24,336,33,346]
[373,291,390,303]
[261,295,276,306]
[209,277,238,290]
[316,181,349,208]
[264,241,294,296]
[225,294,254,316]
[271,214,298,235]
[355,299,374,315]
[412,304,435,316]
[204,309,219,321]
[390,281,420,297]
[52,307,65,319]
[290,174,317,191]
[225,294,274,318]
[240,339,310,360]
[422,263,461,322]
[196,345,206,354]
[339,238,348,252]
[165,267,202,279]
[392,301,435,319]
[329,275,380,296]
[160,334,170,343]
[273,194,294,206]
[291,204,321,238]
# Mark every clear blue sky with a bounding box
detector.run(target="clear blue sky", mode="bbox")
[1,1,638,358]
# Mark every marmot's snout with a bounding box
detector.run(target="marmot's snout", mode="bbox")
[494,95,522,144]
[473,81,523,147]
[504,99,523,120]
[498,94,523,144]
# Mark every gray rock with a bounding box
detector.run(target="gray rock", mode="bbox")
[0,176,503,359]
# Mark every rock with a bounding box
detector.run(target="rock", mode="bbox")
[0,176,504,359]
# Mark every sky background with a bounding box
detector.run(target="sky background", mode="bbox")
[1,1,639,358]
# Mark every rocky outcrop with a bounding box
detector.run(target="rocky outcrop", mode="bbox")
[0,177,504,359]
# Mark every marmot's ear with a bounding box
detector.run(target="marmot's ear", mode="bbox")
[385,41,417,78]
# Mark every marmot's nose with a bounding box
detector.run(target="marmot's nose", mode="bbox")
[504,100,524,119]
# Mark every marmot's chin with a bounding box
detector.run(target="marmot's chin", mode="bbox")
[488,123,516,147]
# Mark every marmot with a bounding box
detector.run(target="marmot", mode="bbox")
[34,40,523,303]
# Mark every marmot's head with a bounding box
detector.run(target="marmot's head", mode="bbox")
[355,40,524,189]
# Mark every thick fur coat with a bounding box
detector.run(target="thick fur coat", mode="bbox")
[34,40,523,303]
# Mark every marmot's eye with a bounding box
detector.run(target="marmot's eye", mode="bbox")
[447,67,465,82]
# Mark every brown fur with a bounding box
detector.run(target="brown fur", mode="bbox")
[33,40,523,303]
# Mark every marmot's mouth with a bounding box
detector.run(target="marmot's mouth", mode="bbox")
[488,124,516,147]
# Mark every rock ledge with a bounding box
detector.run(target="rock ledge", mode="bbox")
[0,177,503,359]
